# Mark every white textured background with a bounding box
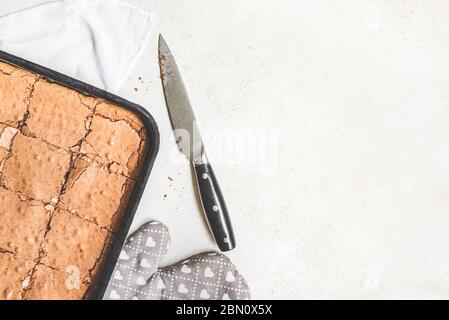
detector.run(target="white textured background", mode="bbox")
[2,0,449,299]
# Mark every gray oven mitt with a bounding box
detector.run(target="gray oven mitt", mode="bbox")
[104,221,251,300]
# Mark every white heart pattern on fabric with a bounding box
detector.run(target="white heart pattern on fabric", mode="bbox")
[109,290,120,299]
[146,236,156,248]
[157,279,166,290]
[204,267,214,278]
[178,284,188,294]
[200,289,210,299]
[140,258,152,268]
[136,276,146,285]
[119,250,129,260]
[181,264,191,274]
[225,271,236,282]
[114,270,124,281]
[105,222,251,300]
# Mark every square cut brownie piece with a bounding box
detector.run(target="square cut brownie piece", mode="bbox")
[26,80,96,150]
[0,62,37,127]
[41,209,110,279]
[23,264,87,300]
[80,102,143,176]
[59,156,133,230]
[0,188,50,260]
[0,252,34,300]
[1,133,71,202]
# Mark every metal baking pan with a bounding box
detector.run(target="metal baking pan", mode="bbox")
[0,50,160,300]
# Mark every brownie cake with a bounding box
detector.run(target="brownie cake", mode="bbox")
[0,61,147,299]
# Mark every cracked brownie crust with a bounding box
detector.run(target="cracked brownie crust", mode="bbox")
[0,62,37,127]
[59,156,134,230]
[2,133,72,202]
[0,252,34,300]
[0,61,148,300]
[23,264,88,300]
[25,80,95,150]
[0,188,50,261]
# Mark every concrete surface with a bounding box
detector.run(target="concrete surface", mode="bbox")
[2,0,449,299]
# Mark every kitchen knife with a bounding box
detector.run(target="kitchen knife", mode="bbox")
[158,35,236,252]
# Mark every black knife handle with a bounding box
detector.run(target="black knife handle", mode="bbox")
[194,163,236,252]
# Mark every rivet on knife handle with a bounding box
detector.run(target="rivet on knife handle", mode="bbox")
[194,162,236,252]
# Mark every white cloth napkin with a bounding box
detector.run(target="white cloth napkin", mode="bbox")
[0,0,155,93]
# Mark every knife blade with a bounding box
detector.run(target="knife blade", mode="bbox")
[158,35,236,252]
